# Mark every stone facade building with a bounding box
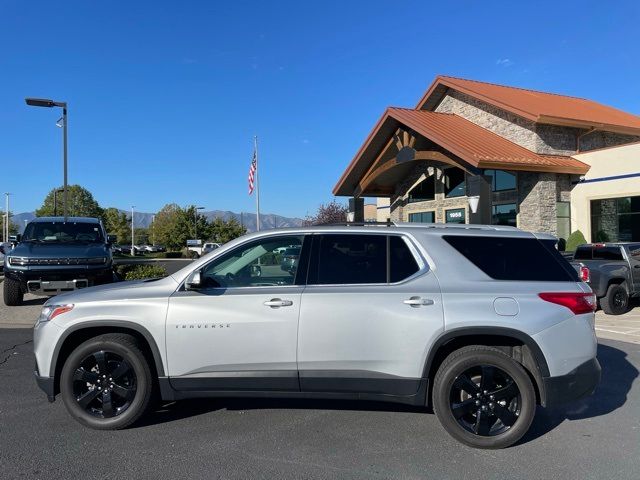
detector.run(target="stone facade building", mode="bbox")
[333,76,640,243]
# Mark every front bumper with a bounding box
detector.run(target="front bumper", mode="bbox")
[6,267,113,295]
[543,358,601,407]
[34,369,56,402]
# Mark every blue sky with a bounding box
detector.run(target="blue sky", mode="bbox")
[1,0,639,218]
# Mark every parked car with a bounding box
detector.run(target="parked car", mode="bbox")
[202,242,221,255]
[120,245,144,256]
[0,242,13,273]
[33,224,600,449]
[571,242,640,315]
[3,217,115,306]
[111,244,123,254]
[280,246,300,273]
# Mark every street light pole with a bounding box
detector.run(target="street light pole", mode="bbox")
[25,98,68,221]
[194,206,205,239]
[3,193,10,243]
[131,206,135,257]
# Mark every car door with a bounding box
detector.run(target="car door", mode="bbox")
[297,233,444,396]
[627,243,640,291]
[166,234,309,392]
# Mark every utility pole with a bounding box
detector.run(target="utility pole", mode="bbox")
[4,193,10,243]
[131,206,135,256]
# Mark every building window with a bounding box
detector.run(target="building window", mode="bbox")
[591,196,640,242]
[492,203,517,227]
[484,169,516,192]
[556,202,571,245]
[444,168,466,198]
[408,211,434,223]
[445,208,465,224]
[408,176,435,202]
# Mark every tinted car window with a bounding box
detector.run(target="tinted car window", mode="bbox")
[444,235,578,281]
[22,221,104,243]
[312,234,386,284]
[573,246,593,260]
[592,246,624,261]
[390,236,420,282]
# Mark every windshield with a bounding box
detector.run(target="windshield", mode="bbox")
[22,221,105,243]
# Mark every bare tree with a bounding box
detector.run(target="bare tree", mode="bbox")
[304,200,349,226]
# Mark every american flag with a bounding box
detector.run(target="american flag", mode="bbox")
[248,148,257,195]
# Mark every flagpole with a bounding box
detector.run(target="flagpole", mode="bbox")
[254,135,260,232]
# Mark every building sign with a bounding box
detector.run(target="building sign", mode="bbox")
[445,208,465,224]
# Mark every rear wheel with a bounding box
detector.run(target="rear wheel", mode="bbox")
[3,277,23,306]
[600,283,629,315]
[433,345,536,449]
[60,334,153,430]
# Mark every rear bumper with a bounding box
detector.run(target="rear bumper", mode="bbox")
[543,358,601,407]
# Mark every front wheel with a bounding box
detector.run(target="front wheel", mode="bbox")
[60,333,153,430]
[3,277,23,306]
[432,345,536,449]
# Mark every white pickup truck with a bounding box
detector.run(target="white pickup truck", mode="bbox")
[186,240,221,259]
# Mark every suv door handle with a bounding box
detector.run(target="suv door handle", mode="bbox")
[264,298,294,308]
[403,297,434,307]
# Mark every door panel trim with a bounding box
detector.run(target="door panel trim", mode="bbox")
[170,370,300,392]
[299,370,421,396]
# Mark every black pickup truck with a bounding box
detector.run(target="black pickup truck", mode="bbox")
[2,217,116,306]
[572,243,640,315]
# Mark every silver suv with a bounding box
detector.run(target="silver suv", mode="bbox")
[33,224,600,449]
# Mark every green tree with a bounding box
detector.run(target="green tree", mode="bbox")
[566,230,588,252]
[209,217,246,243]
[36,185,103,219]
[103,208,130,244]
[153,203,185,251]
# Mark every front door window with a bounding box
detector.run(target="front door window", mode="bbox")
[201,235,303,288]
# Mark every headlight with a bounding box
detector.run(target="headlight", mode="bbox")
[8,256,29,266]
[38,304,74,324]
[87,257,107,265]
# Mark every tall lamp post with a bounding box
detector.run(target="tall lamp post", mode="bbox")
[25,98,68,221]
[194,206,205,239]
[4,193,11,243]
[131,206,136,257]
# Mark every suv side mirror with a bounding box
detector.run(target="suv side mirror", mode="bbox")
[107,234,117,245]
[185,270,203,290]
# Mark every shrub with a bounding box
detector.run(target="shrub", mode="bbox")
[116,264,168,280]
[565,230,587,252]
[162,251,184,258]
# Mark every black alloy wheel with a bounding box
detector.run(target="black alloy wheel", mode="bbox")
[449,365,520,436]
[60,334,153,429]
[72,350,137,418]
[433,345,536,449]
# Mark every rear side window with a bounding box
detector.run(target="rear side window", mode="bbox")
[390,236,420,282]
[443,235,578,281]
[575,245,624,261]
[309,234,421,285]
[313,234,386,284]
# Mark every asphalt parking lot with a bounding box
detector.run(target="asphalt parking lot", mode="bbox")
[0,271,639,478]
[0,329,638,479]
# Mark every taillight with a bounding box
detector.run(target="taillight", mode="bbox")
[579,265,590,282]
[538,292,596,315]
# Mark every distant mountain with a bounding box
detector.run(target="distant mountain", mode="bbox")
[12,210,304,234]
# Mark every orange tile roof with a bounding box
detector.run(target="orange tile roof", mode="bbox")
[417,76,640,135]
[333,108,589,196]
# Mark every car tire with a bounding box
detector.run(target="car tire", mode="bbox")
[3,277,23,306]
[190,252,199,260]
[432,345,536,449]
[60,333,154,430]
[600,283,629,315]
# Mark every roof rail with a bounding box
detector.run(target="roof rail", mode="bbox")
[324,221,398,227]
[393,222,520,231]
